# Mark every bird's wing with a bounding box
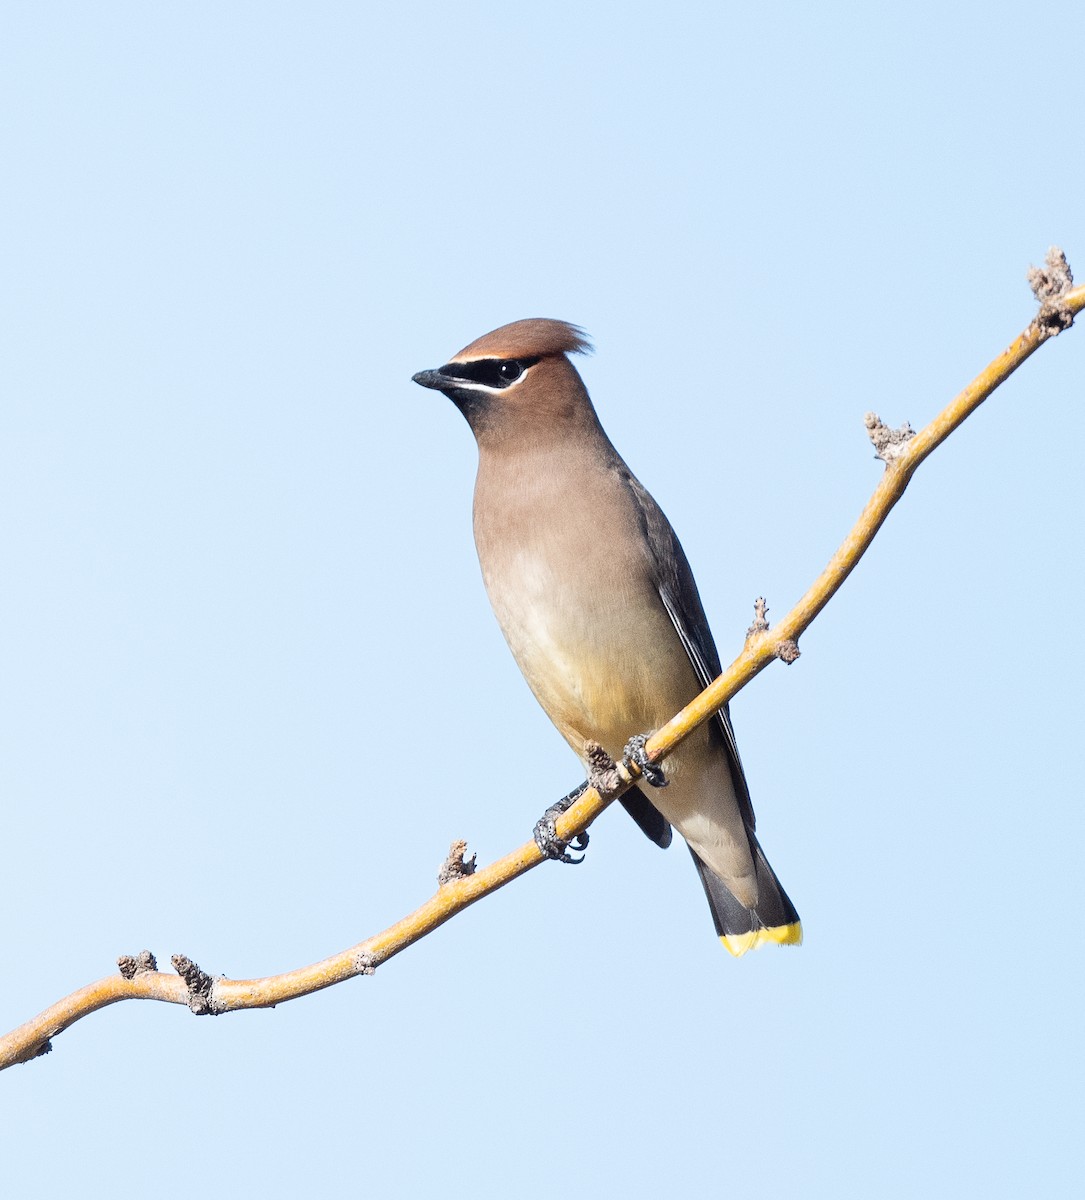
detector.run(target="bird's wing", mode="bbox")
[622,471,756,830]
[620,786,673,848]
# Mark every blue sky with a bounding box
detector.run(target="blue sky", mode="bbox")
[2,4,1083,1196]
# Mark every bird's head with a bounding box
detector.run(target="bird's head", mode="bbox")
[412,318,595,443]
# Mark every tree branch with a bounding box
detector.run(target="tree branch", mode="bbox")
[2,251,1080,1071]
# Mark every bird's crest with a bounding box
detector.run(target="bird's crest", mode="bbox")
[451,318,591,363]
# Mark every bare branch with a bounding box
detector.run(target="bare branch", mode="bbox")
[2,255,1082,1071]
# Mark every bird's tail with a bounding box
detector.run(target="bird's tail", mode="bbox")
[690,839,802,957]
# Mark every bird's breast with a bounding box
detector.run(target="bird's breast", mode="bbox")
[476,519,696,757]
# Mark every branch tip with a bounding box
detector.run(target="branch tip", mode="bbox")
[437,840,477,886]
[585,741,623,796]
[1028,247,1075,338]
[865,412,916,465]
[117,950,158,980]
[171,955,215,1015]
[746,597,770,638]
[775,639,801,664]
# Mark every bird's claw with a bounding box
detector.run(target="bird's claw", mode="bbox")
[623,733,668,788]
[533,784,590,864]
[533,818,589,864]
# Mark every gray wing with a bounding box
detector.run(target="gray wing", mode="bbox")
[621,470,757,831]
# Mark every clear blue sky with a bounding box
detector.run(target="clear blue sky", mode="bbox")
[2,4,1083,1196]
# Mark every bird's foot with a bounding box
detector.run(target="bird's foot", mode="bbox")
[623,733,668,788]
[533,783,590,864]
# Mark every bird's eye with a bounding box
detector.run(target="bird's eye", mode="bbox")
[441,355,540,389]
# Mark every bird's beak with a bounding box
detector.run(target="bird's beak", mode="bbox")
[411,368,450,391]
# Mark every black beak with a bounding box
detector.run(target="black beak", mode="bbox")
[411,368,449,390]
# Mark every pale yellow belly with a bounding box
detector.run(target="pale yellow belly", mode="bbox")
[485,547,696,755]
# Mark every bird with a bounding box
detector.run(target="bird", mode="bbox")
[412,318,801,955]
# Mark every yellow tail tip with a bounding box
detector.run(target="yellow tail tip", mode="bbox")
[720,921,803,957]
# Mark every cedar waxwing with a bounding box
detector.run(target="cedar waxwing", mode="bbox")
[412,319,800,955]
